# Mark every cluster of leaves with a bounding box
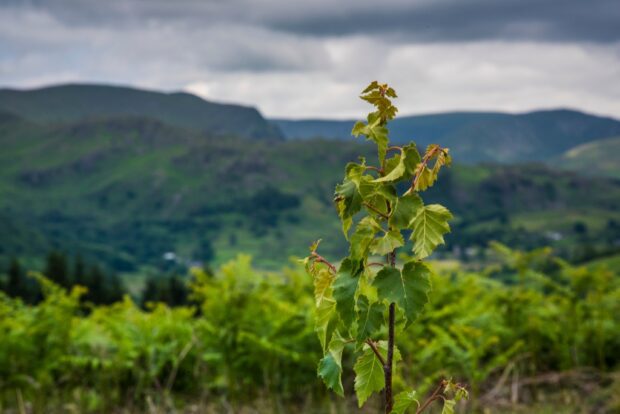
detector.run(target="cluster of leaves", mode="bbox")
[0,248,619,412]
[305,82,460,412]
[0,255,319,412]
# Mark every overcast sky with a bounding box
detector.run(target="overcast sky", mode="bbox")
[1,0,619,118]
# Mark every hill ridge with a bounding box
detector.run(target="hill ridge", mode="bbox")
[0,83,283,140]
[273,109,620,163]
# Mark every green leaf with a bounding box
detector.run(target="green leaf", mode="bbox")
[351,113,389,163]
[345,161,366,182]
[359,176,397,202]
[414,167,435,191]
[370,126,389,164]
[313,267,334,306]
[335,179,362,237]
[353,341,402,407]
[350,217,379,262]
[374,155,405,183]
[373,262,431,324]
[391,390,419,414]
[351,121,366,137]
[370,230,404,256]
[356,295,385,342]
[318,333,346,396]
[358,177,397,218]
[315,297,337,351]
[375,144,420,183]
[353,345,385,407]
[410,204,453,259]
[414,145,451,191]
[389,193,423,230]
[402,143,421,176]
[441,399,456,414]
[362,81,379,94]
[333,259,360,326]
[361,90,384,106]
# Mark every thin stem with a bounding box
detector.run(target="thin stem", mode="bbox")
[363,202,389,219]
[416,380,447,414]
[365,165,384,174]
[310,252,337,274]
[366,339,386,366]
[385,302,395,413]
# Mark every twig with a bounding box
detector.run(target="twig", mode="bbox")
[311,252,337,273]
[365,165,384,174]
[366,339,386,366]
[385,303,395,413]
[364,202,389,219]
[416,380,447,414]
[165,337,196,392]
[411,147,438,191]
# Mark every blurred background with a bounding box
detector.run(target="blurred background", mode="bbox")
[0,0,619,413]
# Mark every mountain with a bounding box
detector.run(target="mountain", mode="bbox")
[551,136,620,179]
[0,84,283,139]
[1,111,619,271]
[274,109,620,163]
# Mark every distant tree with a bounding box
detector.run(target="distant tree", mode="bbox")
[141,275,188,308]
[141,278,160,307]
[44,251,70,288]
[168,275,188,307]
[6,257,23,298]
[105,273,125,304]
[573,221,588,236]
[86,264,105,304]
[195,239,215,264]
[73,254,87,286]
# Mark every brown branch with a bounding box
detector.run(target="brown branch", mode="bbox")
[363,202,389,219]
[385,302,396,413]
[387,146,402,153]
[365,165,384,174]
[311,252,337,273]
[366,339,386,366]
[368,262,385,267]
[416,380,447,414]
[411,149,436,191]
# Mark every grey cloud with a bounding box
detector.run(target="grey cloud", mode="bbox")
[3,0,620,43]
[0,7,331,74]
[267,0,620,43]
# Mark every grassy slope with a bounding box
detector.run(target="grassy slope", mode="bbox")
[1,113,619,274]
[552,136,620,179]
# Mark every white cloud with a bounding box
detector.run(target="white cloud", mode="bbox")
[185,39,620,119]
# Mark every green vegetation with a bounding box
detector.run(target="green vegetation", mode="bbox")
[1,110,619,275]
[0,84,282,139]
[553,136,620,178]
[1,82,619,413]
[0,246,618,413]
[306,82,463,413]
